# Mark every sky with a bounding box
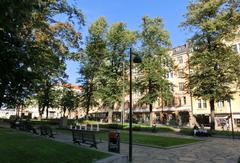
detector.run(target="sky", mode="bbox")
[65,0,191,84]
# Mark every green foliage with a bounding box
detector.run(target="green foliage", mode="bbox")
[79,17,108,116]
[137,16,173,105]
[181,0,240,130]
[132,125,142,131]
[31,119,60,126]
[179,128,193,136]
[136,16,173,126]
[80,18,136,123]
[60,87,80,117]
[0,1,84,109]
[95,22,136,108]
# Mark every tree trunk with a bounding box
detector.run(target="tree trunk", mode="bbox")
[108,105,113,124]
[63,107,66,117]
[210,98,215,130]
[46,106,49,119]
[0,81,7,109]
[38,109,43,120]
[149,104,155,126]
[38,105,43,120]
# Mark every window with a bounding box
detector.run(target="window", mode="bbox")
[217,101,224,108]
[236,119,240,127]
[170,71,174,78]
[177,56,183,64]
[183,96,186,105]
[178,69,184,78]
[203,100,207,108]
[197,99,207,108]
[179,82,184,91]
[179,98,182,106]
[197,99,202,108]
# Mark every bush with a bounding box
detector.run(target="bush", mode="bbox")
[31,119,60,126]
[108,124,124,129]
[179,128,193,135]
[132,125,141,131]
[209,130,240,137]
[99,123,124,130]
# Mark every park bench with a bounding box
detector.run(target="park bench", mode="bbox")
[39,125,56,138]
[72,130,97,148]
[11,120,38,134]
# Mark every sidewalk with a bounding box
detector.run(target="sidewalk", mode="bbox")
[54,130,240,163]
[1,123,240,163]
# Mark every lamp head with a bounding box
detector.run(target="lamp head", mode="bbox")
[133,55,142,63]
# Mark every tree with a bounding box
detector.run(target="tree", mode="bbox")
[137,16,173,126]
[79,17,108,117]
[96,22,136,123]
[61,87,80,117]
[181,0,240,130]
[0,0,84,111]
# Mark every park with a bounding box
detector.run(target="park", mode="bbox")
[0,0,240,163]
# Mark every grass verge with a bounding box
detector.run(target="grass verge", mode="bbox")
[57,128,201,148]
[0,127,110,163]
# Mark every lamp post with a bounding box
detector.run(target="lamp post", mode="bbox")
[228,99,235,139]
[129,48,142,162]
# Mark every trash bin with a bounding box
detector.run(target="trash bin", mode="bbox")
[108,131,120,153]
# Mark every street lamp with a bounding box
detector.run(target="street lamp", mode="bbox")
[129,48,142,162]
[228,99,235,139]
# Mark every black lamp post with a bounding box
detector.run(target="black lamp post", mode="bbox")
[129,48,142,162]
[228,99,235,139]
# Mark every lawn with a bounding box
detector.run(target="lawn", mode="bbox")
[57,129,201,148]
[0,127,110,163]
[98,131,201,147]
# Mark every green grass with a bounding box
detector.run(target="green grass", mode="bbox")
[0,127,110,163]
[99,123,175,132]
[97,131,201,147]
[57,129,201,148]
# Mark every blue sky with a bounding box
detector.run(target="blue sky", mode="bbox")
[66,0,191,84]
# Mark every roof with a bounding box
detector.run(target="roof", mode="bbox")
[63,84,82,90]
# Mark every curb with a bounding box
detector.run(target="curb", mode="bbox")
[94,154,128,163]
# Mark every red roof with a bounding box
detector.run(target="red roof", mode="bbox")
[63,84,81,90]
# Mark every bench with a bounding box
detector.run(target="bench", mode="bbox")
[72,130,97,148]
[11,120,38,134]
[39,126,56,138]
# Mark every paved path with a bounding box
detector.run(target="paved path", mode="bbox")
[1,123,239,163]
[54,130,240,163]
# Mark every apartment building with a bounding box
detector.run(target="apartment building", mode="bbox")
[89,40,240,130]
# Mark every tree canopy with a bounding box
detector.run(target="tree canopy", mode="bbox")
[0,0,84,112]
[181,0,240,130]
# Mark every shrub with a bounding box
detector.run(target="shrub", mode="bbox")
[31,119,60,125]
[108,124,124,129]
[179,128,193,135]
[132,125,141,131]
